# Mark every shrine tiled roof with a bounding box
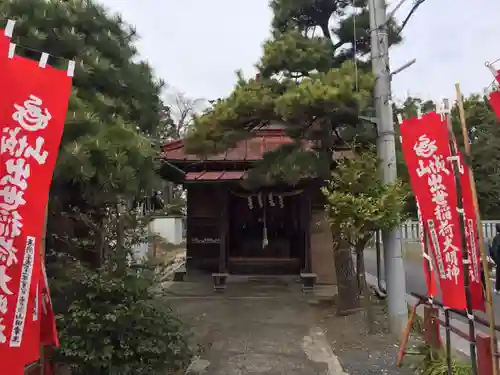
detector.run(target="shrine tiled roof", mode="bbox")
[161,129,294,163]
[184,170,245,181]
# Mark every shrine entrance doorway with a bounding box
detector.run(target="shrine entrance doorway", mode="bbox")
[227,189,305,274]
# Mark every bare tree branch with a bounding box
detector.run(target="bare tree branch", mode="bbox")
[166,90,207,140]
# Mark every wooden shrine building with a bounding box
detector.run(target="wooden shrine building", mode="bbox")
[161,126,350,284]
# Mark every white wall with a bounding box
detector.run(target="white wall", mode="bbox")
[131,241,149,263]
[151,216,185,245]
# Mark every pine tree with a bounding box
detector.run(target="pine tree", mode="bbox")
[1,2,195,372]
[185,1,402,308]
[0,0,169,261]
[186,0,401,183]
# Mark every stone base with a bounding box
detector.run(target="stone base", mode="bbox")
[212,273,229,292]
[174,266,187,282]
[300,273,317,293]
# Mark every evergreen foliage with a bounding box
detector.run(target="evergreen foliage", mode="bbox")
[47,245,192,374]
[321,146,408,312]
[0,1,192,372]
[0,0,175,259]
[183,0,404,311]
[185,0,402,187]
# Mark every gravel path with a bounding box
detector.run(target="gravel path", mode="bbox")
[314,298,420,375]
[165,274,420,374]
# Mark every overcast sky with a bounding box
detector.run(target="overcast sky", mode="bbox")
[99,0,500,105]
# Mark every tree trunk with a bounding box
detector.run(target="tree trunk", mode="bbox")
[333,235,360,315]
[115,202,128,275]
[356,237,375,333]
[321,24,330,40]
[94,218,105,267]
[356,246,363,290]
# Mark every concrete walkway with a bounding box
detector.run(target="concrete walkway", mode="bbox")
[164,273,414,375]
[166,274,347,375]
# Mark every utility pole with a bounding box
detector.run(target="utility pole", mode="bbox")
[368,0,408,334]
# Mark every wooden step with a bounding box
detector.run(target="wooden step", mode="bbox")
[228,257,301,274]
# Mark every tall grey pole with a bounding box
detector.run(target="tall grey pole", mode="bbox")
[368,0,408,334]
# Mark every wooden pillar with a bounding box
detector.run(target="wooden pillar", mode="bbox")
[185,188,191,268]
[219,188,229,273]
[303,190,312,273]
[477,332,494,375]
[423,306,441,349]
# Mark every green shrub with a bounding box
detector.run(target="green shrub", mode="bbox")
[414,345,473,375]
[46,251,193,375]
[419,359,473,375]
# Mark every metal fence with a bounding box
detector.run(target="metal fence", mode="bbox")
[381,220,500,244]
[399,292,500,374]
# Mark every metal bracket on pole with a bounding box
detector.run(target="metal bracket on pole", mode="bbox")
[391,59,417,77]
[359,116,378,125]
[485,61,498,79]
[378,130,396,137]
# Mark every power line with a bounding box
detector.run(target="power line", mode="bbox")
[397,0,429,36]
[388,0,410,20]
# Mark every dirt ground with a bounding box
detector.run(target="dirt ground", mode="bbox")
[314,298,421,375]
[164,273,421,375]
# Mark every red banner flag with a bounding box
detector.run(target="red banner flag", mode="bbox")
[0,34,9,55]
[400,112,466,309]
[487,63,500,85]
[416,199,438,297]
[40,262,58,347]
[0,52,72,372]
[488,91,500,121]
[485,63,500,120]
[458,153,485,311]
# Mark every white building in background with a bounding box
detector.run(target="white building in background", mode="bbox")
[151,215,185,245]
[131,215,185,263]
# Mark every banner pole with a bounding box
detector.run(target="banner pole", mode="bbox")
[421,217,434,297]
[455,83,499,375]
[443,98,478,373]
[40,204,48,375]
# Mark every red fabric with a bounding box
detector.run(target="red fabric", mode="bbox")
[400,112,466,310]
[0,31,9,57]
[457,153,485,311]
[43,359,55,375]
[40,262,58,347]
[0,54,71,373]
[416,199,438,297]
[489,91,500,121]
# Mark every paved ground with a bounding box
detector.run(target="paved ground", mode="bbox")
[164,273,416,375]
